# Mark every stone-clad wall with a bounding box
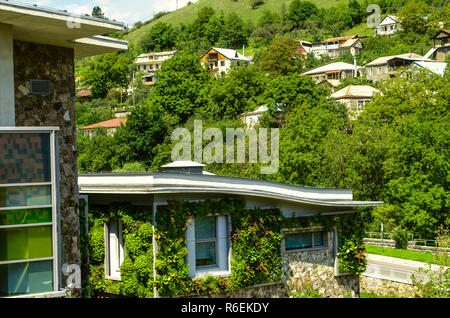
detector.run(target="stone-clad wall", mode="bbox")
[284,235,360,298]
[13,40,80,294]
[360,276,420,298]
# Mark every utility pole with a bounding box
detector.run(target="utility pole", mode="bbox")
[132,71,136,108]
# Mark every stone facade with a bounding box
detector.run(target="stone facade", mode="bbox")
[360,276,420,298]
[13,40,80,294]
[284,232,360,298]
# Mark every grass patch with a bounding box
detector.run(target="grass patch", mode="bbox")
[365,245,442,265]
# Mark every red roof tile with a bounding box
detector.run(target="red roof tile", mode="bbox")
[79,118,126,130]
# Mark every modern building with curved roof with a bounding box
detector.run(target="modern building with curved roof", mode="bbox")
[78,161,383,298]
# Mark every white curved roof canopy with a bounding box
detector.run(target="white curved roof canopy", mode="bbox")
[78,172,383,209]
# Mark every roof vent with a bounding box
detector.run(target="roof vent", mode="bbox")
[161,161,205,175]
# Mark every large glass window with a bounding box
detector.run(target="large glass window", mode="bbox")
[195,216,217,267]
[285,230,327,251]
[186,214,230,277]
[0,129,57,297]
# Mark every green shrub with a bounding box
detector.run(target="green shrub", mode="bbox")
[392,227,409,249]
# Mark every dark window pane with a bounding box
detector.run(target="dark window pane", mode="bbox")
[0,207,52,226]
[0,261,53,296]
[195,241,216,267]
[313,231,325,247]
[0,185,52,208]
[285,232,312,250]
[195,216,216,240]
[0,133,51,184]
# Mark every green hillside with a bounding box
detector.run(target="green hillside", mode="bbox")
[124,0,355,47]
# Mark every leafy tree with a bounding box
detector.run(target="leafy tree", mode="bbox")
[348,0,364,25]
[397,1,433,35]
[219,13,249,49]
[261,74,322,114]
[79,53,131,99]
[149,52,211,123]
[321,2,354,35]
[113,102,170,169]
[286,0,319,29]
[78,129,117,172]
[204,15,226,45]
[92,6,105,19]
[259,37,305,77]
[271,95,348,186]
[76,100,114,128]
[138,22,177,53]
[207,64,268,119]
[321,70,450,238]
[190,6,216,39]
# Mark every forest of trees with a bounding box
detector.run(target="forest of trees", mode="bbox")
[75,0,450,240]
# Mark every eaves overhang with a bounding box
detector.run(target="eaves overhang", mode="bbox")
[0,0,127,57]
[78,172,384,208]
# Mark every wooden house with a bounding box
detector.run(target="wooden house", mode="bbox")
[200,48,251,75]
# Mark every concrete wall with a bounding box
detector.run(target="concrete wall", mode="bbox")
[366,65,389,82]
[13,40,80,294]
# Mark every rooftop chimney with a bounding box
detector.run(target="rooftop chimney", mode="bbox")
[161,160,205,175]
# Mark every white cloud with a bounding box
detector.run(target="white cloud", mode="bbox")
[35,0,199,26]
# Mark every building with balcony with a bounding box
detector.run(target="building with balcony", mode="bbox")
[0,0,127,297]
[300,35,362,58]
[134,51,177,86]
[200,47,251,75]
[429,29,450,62]
[364,53,423,83]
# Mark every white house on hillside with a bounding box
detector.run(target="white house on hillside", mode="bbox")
[241,105,282,127]
[376,16,400,36]
[300,62,362,85]
[134,51,177,86]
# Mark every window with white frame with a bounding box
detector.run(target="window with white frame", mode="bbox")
[0,128,59,297]
[104,219,124,280]
[186,215,230,277]
[284,229,328,252]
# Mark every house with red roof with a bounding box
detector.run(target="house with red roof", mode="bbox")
[78,118,127,137]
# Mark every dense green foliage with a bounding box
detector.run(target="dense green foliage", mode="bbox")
[82,198,368,297]
[77,0,449,243]
[153,198,366,296]
[87,204,154,297]
[78,52,132,99]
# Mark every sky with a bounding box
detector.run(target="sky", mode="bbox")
[33,0,199,27]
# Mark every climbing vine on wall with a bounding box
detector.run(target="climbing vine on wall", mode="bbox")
[154,198,284,296]
[86,203,153,297]
[85,199,367,297]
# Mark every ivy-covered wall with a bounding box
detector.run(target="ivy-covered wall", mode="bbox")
[84,198,366,298]
[86,203,153,297]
